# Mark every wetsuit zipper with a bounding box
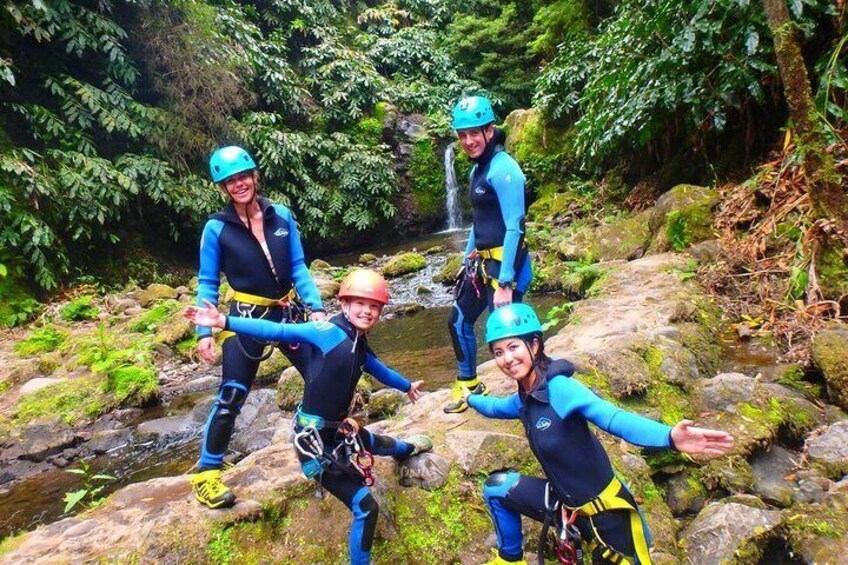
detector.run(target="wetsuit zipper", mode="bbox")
[230,211,280,289]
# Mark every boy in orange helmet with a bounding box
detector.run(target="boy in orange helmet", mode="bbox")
[186,269,430,565]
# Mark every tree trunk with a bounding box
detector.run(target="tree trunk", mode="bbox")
[762,0,848,231]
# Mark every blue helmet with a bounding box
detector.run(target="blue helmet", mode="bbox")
[485,303,543,344]
[451,96,495,131]
[209,145,256,183]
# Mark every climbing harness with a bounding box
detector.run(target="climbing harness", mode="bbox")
[539,483,584,565]
[216,289,308,361]
[292,408,375,486]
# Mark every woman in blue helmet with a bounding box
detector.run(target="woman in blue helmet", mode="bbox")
[191,145,326,508]
[445,95,533,413]
[467,304,734,565]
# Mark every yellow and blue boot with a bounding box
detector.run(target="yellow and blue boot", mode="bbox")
[483,548,528,565]
[443,377,488,413]
[191,469,236,509]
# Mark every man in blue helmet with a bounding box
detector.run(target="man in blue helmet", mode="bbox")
[191,145,327,508]
[444,95,533,413]
[468,304,734,565]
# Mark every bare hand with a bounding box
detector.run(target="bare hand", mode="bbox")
[465,250,480,261]
[184,300,226,329]
[310,311,327,322]
[493,285,513,308]
[195,336,216,363]
[407,380,424,403]
[671,420,734,456]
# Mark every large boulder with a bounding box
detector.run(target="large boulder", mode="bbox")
[382,252,426,278]
[432,253,463,285]
[749,445,798,507]
[313,277,340,301]
[444,430,532,474]
[14,419,81,461]
[805,420,848,479]
[647,184,718,252]
[558,211,653,262]
[812,326,848,412]
[682,500,781,564]
[396,452,450,490]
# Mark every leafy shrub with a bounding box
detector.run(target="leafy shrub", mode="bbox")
[14,326,66,356]
[60,295,100,321]
[665,210,690,251]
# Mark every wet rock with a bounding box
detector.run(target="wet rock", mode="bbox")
[314,278,340,301]
[397,452,450,490]
[444,430,531,474]
[109,297,140,314]
[423,245,445,255]
[18,377,63,397]
[812,326,848,412]
[750,445,799,507]
[359,253,377,264]
[230,413,285,456]
[87,429,132,455]
[135,414,195,440]
[433,253,463,285]
[382,252,426,278]
[191,395,216,423]
[17,420,81,462]
[233,389,278,433]
[665,472,706,516]
[805,420,848,479]
[689,239,720,264]
[367,389,406,419]
[179,375,219,395]
[135,284,178,307]
[416,285,432,295]
[113,408,144,424]
[154,313,193,345]
[256,348,292,384]
[277,367,304,411]
[387,303,423,317]
[682,501,781,565]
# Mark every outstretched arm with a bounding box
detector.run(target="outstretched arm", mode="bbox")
[364,352,412,394]
[490,155,526,287]
[468,392,522,419]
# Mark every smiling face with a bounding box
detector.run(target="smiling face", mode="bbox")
[341,297,384,332]
[456,124,494,159]
[221,170,258,206]
[491,336,539,383]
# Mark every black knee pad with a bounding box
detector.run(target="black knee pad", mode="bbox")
[485,471,512,488]
[360,493,379,551]
[216,384,248,419]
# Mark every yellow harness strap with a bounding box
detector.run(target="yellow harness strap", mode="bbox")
[571,476,651,565]
[477,246,504,261]
[231,289,296,307]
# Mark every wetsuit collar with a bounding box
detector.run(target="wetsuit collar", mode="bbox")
[519,359,576,404]
[330,312,364,343]
[472,127,506,167]
[211,196,275,224]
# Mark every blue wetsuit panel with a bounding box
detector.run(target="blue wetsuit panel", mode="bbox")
[196,219,226,337]
[364,352,411,392]
[272,205,323,311]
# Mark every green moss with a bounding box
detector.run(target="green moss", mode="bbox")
[349,117,383,146]
[14,326,67,356]
[106,365,158,405]
[817,245,848,300]
[207,524,242,565]
[432,253,463,285]
[642,448,691,471]
[60,295,100,321]
[382,252,427,278]
[665,210,690,250]
[409,138,445,216]
[374,101,389,123]
[129,300,180,333]
[175,335,199,359]
[776,365,822,397]
[0,530,26,557]
[10,374,105,426]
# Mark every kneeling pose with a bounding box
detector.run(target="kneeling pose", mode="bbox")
[467,304,733,565]
[187,269,431,565]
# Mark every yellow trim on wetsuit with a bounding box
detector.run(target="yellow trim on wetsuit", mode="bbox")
[568,476,652,565]
[231,289,297,307]
[478,246,504,261]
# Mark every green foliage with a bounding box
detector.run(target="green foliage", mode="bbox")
[60,295,99,321]
[535,0,830,171]
[62,459,116,514]
[665,210,690,251]
[11,374,104,426]
[542,302,574,330]
[0,273,41,327]
[408,138,445,215]
[129,300,179,333]
[106,365,158,405]
[207,525,242,565]
[14,326,66,357]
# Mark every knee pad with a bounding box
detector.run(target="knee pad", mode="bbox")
[216,382,249,419]
[483,471,520,502]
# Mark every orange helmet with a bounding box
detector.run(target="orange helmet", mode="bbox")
[338,269,389,305]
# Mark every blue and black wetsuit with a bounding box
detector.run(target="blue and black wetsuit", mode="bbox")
[196,197,324,471]
[469,360,673,564]
[223,313,416,565]
[449,129,532,381]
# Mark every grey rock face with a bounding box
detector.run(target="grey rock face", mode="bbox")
[397,452,450,490]
[749,445,799,507]
[805,420,848,478]
[682,501,781,565]
[16,420,81,461]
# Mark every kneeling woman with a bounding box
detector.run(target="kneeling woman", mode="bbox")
[467,304,733,565]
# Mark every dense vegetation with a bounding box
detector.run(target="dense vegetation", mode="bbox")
[1,0,846,326]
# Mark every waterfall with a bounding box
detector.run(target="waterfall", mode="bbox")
[444,143,462,230]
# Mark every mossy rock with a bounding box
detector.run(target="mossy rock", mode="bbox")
[367,389,405,419]
[130,299,180,334]
[14,326,67,357]
[558,211,653,262]
[309,259,332,273]
[359,253,378,265]
[154,310,194,345]
[503,108,572,181]
[276,367,304,411]
[817,244,848,301]
[257,348,293,385]
[432,253,462,285]
[647,184,718,252]
[811,325,848,411]
[313,278,340,300]
[408,138,445,217]
[382,252,426,278]
[135,284,178,308]
[782,502,848,563]
[59,294,100,321]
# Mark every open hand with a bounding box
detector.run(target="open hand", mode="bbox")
[184,300,226,329]
[310,311,327,322]
[671,420,734,456]
[493,285,513,308]
[195,336,216,363]
[407,380,424,403]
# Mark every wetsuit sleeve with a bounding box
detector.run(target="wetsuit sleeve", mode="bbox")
[196,220,224,338]
[548,376,673,448]
[224,317,342,353]
[488,155,526,286]
[277,205,324,312]
[468,393,522,419]
[364,352,411,393]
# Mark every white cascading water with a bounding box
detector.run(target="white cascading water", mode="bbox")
[444,142,462,230]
